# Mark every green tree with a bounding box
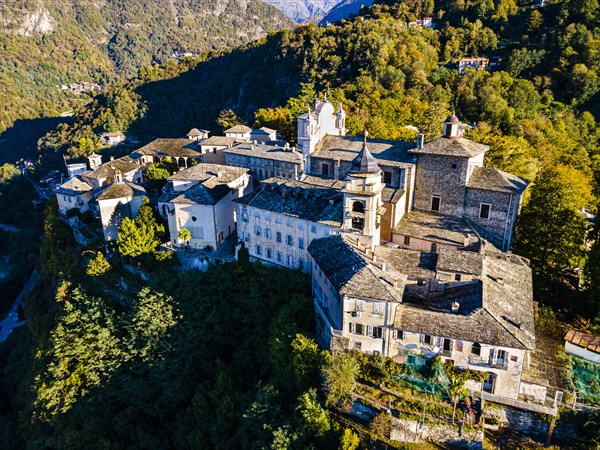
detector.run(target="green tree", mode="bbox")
[297,388,330,436]
[86,252,111,277]
[370,412,392,440]
[291,334,321,391]
[339,428,360,450]
[178,228,191,245]
[322,351,359,407]
[514,165,593,283]
[216,109,245,131]
[145,163,171,190]
[117,217,159,258]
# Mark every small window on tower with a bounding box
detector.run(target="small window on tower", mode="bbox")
[431,196,441,212]
[451,163,457,169]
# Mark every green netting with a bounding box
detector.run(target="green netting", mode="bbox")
[571,356,600,405]
[392,350,452,399]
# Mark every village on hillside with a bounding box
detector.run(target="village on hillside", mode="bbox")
[52,97,600,446]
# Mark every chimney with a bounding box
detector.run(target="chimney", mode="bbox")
[381,262,387,272]
[463,234,471,248]
[416,133,424,149]
[110,156,115,161]
[452,302,460,313]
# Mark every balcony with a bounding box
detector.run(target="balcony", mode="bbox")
[468,355,508,370]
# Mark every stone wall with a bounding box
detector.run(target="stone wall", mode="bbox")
[484,406,578,440]
[413,154,469,216]
[390,418,483,449]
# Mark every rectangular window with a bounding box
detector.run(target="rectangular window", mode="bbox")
[276,252,283,263]
[373,327,383,339]
[254,225,261,236]
[355,300,364,311]
[393,329,404,340]
[431,196,441,212]
[286,235,294,246]
[354,342,362,350]
[266,248,272,259]
[404,236,411,246]
[443,338,452,352]
[454,273,461,281]
[256,245,262,256]
[298,221,304,230]
[383,171,392,184]
[265,228,272,239]
[286,255,294,267]
[276,232,282,243]
[479,203,491,219]
[299,238,305,250]
[356,323,364,335]
[417,280,425,287]
[241,212,249,223]
[264,212,271,221]
[349,323,356,334]
[423,334,433,345]
[311,224,317,234]
[276,214,282,224]
[367,326,373,337]
[322,163,329,176]
[373,303,384,315]
[286,216,293,227]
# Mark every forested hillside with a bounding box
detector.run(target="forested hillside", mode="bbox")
[0,0,293,159]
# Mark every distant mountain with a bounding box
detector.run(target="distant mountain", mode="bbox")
[262,0,341,22]
[319,0,374,24]
[0,0,293,158]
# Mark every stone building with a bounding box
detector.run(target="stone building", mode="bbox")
[96,182,146,241]
[224,125,253,140]
[56,176,93,216]
[158,164,251,249]
[308,233,536,400]
[80,155,144,189]
[132,138,202,168]
[224,143,304,180]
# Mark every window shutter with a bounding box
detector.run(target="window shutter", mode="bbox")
[420,334,424,344]
[367,326,373,337]
[489,348,496,364]
[392,329,398,340]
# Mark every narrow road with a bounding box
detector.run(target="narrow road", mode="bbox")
[0,270,38,343]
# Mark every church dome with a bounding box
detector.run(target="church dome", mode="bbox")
[349,131,380,174]
[445,115,460,124]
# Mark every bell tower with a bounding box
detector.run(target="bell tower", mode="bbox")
[342,131,384,247]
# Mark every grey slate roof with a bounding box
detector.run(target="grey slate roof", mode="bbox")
[224,143,303,163]
[308,234,406,303]
[250,127,276,135]
[169,163,248,183]
[81,156,140,181]
[161,164,248,205]
[394,211,481,248]
[436,248,484,276]
[234,177,343,227]
[349,139,381,175]
[187,128,208,137]
[410,137,489,158]
[96,182,146,201]
[56,176,92,195]
[309,234,535,350]
[135,138,201,158]
[467,167,529,194]
[200,136,241,147]
[313,135,415,167]
[225,125,253,134]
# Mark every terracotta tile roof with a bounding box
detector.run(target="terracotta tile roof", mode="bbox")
[565,329,600,354]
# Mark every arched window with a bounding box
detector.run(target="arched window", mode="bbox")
[352,201,365,213]
[471,342,481,356]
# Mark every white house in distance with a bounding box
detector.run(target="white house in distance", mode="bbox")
[97,182,146,241]
[564,329,600,364]
[159,163,251,249]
